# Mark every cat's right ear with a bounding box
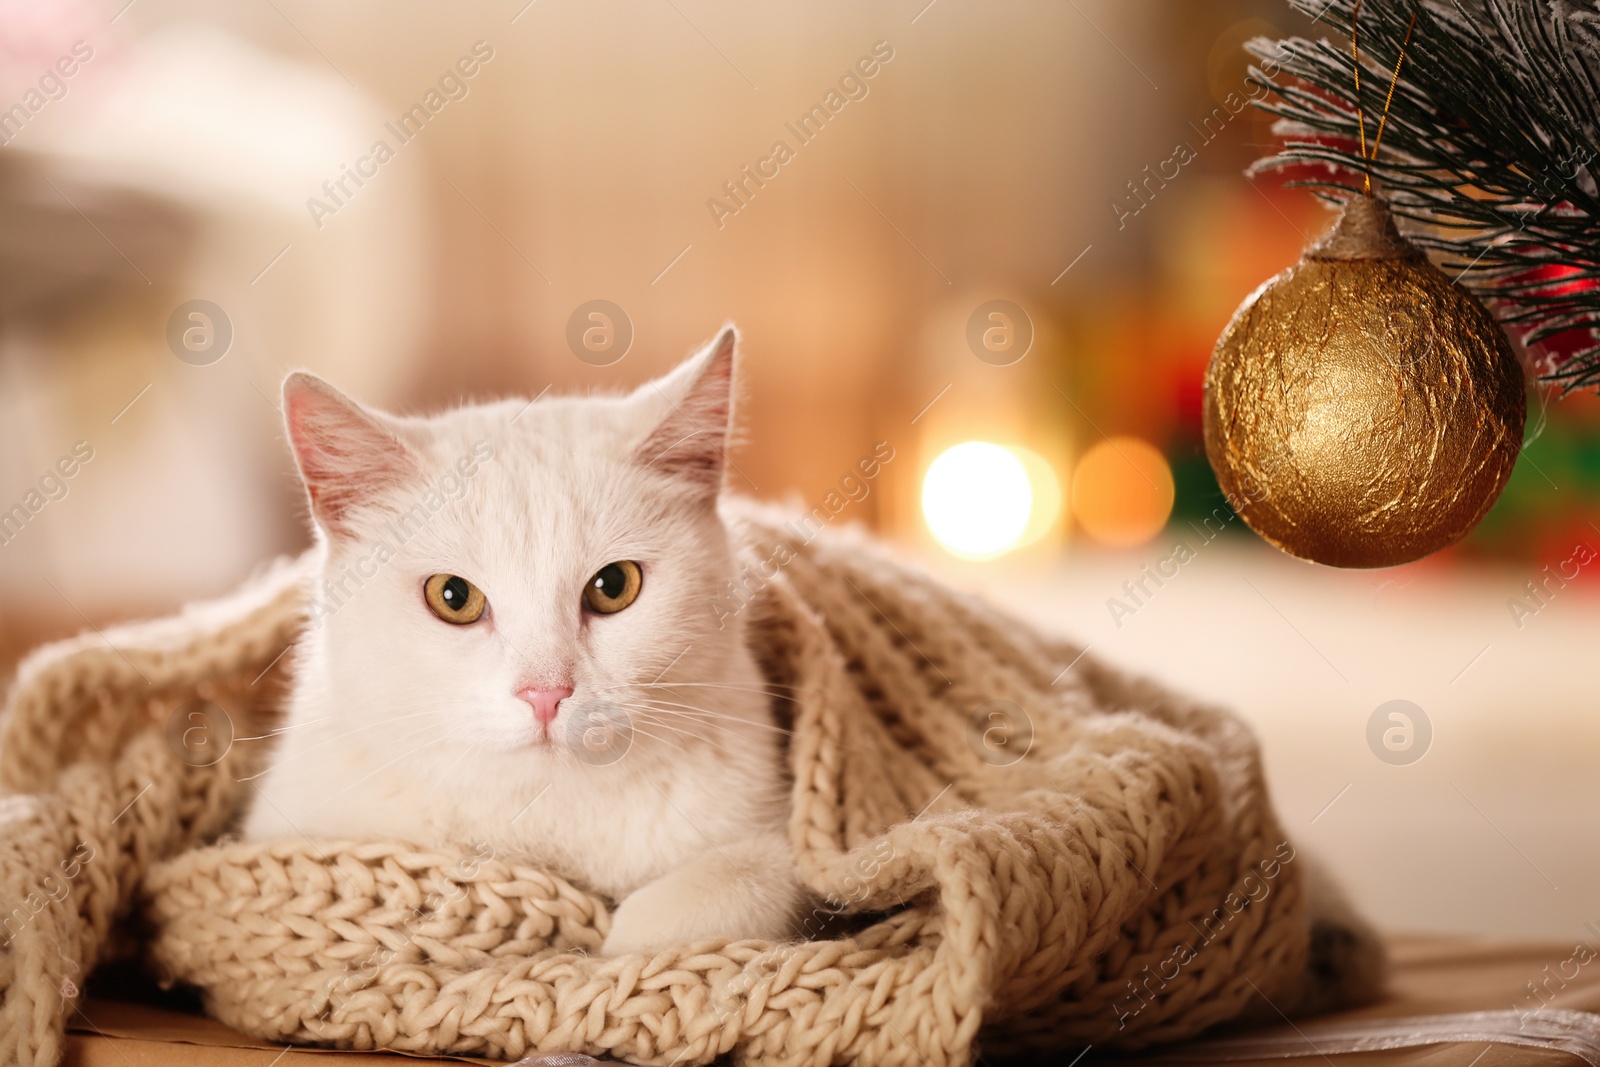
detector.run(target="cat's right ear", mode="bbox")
[282,372,418,537]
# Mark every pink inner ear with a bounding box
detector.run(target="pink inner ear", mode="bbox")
[636,328,736,489]
[284,375,417,534]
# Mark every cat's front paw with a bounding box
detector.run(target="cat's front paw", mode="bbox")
[599,837,803,956]
[601,890,699,957]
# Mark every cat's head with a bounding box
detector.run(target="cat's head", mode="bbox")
[282,327,762,769]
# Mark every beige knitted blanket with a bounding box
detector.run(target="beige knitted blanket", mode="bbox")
[0,510,1374,1067]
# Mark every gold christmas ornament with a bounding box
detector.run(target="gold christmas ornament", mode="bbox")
[1203,193,1526,568]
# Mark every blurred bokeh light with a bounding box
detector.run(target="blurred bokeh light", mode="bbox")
[3,0,1600,942]
[1071,436,1176,547]
[922,441,1033,558]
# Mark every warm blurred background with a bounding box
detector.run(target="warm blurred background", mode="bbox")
[3,0,1598,939]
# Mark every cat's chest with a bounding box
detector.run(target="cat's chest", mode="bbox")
[462,774,723,897]
[248,710,783,901]
[284,742,755,898]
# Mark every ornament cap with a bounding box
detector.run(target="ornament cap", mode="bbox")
[1306,194,1425,263]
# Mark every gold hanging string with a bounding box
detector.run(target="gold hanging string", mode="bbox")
[1370,12,1419,163]
[1351,1,1419,197]
[1352,0,1370,192]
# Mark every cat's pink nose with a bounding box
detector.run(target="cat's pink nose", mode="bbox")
[517,686,573,727]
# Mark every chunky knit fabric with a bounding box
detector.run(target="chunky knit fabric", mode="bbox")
[0,507,1373,1066]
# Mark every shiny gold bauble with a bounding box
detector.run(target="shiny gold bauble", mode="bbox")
[1203,195,1526,568]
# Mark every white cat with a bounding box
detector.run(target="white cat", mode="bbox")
[241,327,806,956]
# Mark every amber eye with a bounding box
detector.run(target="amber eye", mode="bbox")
[424,574,487,625]
[583,561,642,614]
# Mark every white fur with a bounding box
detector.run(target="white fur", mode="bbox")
[241,330,805,955]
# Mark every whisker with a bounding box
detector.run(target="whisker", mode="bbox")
[345,697,492,713]
[624,703,720,729]
[621,698,797,738]
[659,682,802,696]
[420,734,485,802]
[592,680,802,697]
[595,710,700,751]
[233,714,333,742]
[618,697,886,763]
[309,721,459,812]
[615,720,694,752]
[236,709,458,781]
[618,707,759,754]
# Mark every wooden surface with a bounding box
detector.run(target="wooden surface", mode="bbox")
[60,936,1600,1065]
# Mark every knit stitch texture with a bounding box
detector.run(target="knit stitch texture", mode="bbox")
[0,507,1375,1066]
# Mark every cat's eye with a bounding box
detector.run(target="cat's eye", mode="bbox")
[424,573,487,625]
[583,561,642,614]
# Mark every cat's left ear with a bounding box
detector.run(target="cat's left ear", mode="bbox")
[633,325,737,494]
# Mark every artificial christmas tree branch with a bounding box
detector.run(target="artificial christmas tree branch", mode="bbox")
[1246,0,1600,390]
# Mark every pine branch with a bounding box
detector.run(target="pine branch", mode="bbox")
[1247,0,1600,391]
